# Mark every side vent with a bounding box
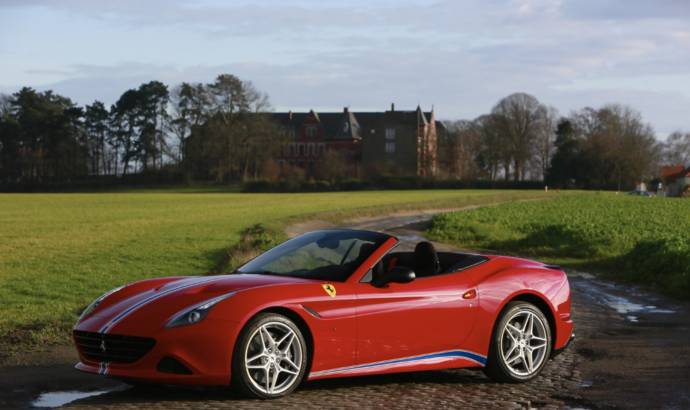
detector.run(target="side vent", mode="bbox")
[157,357,192,375]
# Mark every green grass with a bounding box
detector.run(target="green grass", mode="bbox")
[428,192,690,299]
[0,188,554,354]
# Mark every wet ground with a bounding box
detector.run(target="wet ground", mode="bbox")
[2,211,689,409]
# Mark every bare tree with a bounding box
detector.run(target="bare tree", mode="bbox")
[441,120,482,179]
[663,131,690,165]
[534,106,558,181]
[491,93,549,181]
[474,113,509,181]
[568,104,660,189]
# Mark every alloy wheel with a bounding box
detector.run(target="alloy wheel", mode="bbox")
[244,321,303,395]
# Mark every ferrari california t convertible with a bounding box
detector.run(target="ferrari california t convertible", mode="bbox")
[73,229,574,398]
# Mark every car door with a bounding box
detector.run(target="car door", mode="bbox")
[354,267,479,370]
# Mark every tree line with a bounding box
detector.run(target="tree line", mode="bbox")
[1,74,687,190]
[440,93,687,189]
[0,74,281,186]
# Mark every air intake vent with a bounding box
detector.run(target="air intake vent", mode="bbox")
[157,356,193,375]
[73,330,155,364]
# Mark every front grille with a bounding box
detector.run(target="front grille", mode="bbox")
[74,330,156,364]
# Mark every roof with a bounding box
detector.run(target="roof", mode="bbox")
[272,107,434,140]
[660,165,689,180]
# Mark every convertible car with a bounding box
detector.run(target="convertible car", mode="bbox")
[73,229,574,398]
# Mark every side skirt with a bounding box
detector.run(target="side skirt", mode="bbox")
[309,349,486,380]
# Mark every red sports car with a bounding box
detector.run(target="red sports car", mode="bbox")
[73,229,574,398]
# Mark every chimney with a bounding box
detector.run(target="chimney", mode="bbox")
[390,103,395,112]
[288,110,292,121]
[344,106,349,113]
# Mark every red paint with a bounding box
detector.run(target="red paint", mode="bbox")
[73,232,574,386]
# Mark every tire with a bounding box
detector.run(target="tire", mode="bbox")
[483,301,552,383]
[232,313,308,399]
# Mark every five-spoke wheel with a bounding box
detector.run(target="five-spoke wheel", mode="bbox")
[484,301,552,382]
[233,313,307,398]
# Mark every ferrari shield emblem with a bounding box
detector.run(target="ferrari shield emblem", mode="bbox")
[322,284,336,297]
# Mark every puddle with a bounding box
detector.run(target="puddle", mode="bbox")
[569,270,676,321]
[32,388,120,408]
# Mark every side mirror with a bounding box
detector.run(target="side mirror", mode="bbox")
[372,266,415,287]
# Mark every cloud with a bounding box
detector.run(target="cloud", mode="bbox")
[1,0,689,137]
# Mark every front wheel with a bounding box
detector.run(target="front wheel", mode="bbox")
[232,313,308,399]
[484,301,552,382]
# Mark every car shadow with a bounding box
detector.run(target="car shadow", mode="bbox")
[70,369,491,406]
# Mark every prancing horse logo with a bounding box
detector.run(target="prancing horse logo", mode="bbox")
[322,284,336,297]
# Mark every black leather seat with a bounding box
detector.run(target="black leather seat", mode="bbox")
[413,241,441,278]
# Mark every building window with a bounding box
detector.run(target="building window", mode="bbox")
[306,125,317,138]
[385,128,396,140]
[385,142,396,153]
[308,143,314,156]
[299,144,305,156]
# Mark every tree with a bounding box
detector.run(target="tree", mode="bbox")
[0,88,87,183]
[561,105,660,189]
[474,114,508,181]
[110,89,140,175]
[490,93,550,181]
[169,82,210,163]
[136,81,169,171]
[314,149,349,182]
[84,101,110,175]
[186,74,274,182]
[663,131,690,165]
[546,119,581,187]
[534,106,558,181]
[439,120,482,179]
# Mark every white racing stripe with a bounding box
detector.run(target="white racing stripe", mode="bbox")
[98,276,221,334]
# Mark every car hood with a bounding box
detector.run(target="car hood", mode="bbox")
[78,274,315,334]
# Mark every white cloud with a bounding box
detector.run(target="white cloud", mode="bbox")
[1,0,689,136]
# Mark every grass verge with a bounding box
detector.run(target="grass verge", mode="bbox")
[428,192,690,299]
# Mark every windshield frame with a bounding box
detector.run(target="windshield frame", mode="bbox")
[236,229,393,282]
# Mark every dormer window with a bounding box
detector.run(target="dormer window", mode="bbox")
[306,125,317,138]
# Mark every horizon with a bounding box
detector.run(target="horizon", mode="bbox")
[2,0,690,136]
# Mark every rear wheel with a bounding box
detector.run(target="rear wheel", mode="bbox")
[232,313,308,399]
[484,301,551,382]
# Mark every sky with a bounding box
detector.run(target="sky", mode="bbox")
[1,0,689,136]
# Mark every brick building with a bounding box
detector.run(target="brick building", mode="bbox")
[272,104,442,177]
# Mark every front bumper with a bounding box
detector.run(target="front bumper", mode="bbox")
[74,318,241,386]
[551,332,575,358]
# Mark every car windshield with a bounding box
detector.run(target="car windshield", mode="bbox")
[236,230,390,282]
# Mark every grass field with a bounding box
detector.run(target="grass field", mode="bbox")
[0,188,554,355]
[429,193,690,299]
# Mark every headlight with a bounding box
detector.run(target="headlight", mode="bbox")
[165,292,236,328]
[79,285,126,321]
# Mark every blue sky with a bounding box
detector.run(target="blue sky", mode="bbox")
[1,0,689,135]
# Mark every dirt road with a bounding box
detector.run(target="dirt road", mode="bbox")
[2,212,688,409]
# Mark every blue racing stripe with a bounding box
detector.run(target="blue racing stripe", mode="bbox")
[311,349,487,377]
